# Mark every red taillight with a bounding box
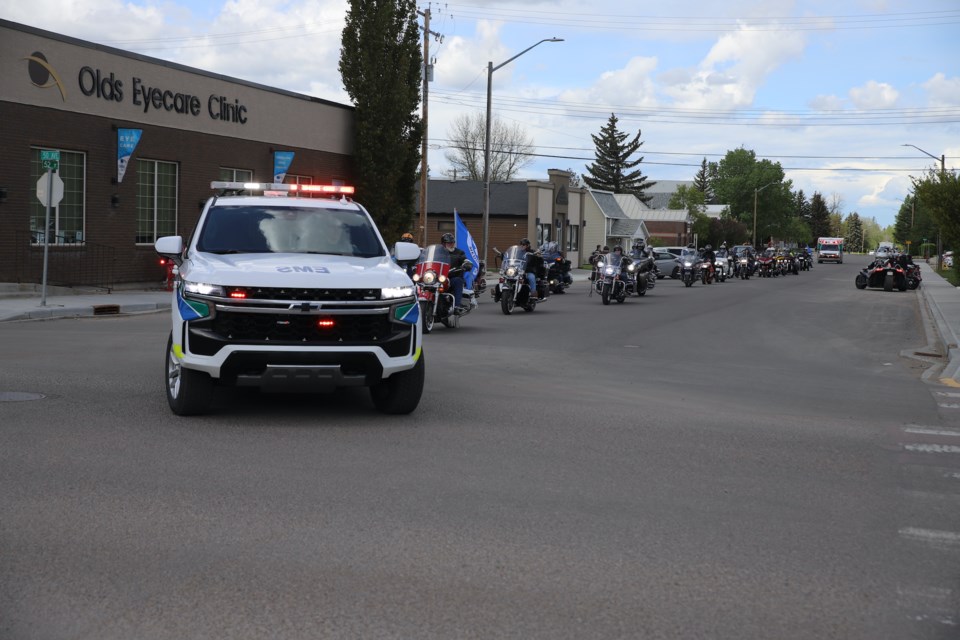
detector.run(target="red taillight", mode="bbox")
[317,319,335,329]
[159,258,167,265]
[229,290,247,299]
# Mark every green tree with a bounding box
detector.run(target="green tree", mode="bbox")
[912,168,960,274]
[693,158,715,203]
[894,193,939,254]
[709,147,791,244]
[668,184,706,217]
[844,212,864,252]
[583,113,656,201]
[808,192,832,242]
[339,0,422,239]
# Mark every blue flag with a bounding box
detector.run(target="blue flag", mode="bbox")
[117,128,142,183]
[273,151,295,183]
[454,210,480,289]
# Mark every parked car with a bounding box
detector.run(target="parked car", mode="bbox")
[652,249,680,278]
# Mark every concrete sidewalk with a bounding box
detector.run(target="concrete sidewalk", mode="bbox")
[0,283,171,322]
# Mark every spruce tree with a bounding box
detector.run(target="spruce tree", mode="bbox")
[339,0,422,239]
[693,158,714,203]
[809,192,832,242]
[583,113,656,202]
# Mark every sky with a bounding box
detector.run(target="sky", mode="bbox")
[4,0,959,227]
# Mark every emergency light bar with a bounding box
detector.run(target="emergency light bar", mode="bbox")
[210,181,355,196]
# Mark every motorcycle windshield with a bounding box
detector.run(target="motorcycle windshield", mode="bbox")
[501,246,526,273]
[414,244,452,278]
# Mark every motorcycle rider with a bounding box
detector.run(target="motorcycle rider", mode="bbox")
[440,232,472,313]
[701,244,717,282]
[398,231,417,276]
[518,238,540,299]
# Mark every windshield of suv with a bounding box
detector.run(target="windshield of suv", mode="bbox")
[197,205,385,258]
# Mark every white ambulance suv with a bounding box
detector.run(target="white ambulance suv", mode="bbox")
[155,181,424,415]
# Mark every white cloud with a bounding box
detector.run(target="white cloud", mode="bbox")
[848,80,899,109]
[558,56,658,109]
[660,22,806,109]
[922,73,960,107]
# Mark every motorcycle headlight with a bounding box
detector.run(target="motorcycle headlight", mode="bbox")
[740,259,748,264]
[628,264,636,272]
[183,280,225,297]
[684,262,693,267]
[422,270,437,285]
[604,266,615,275]
[596,261,604,268]
[505,267,517,277]
[411,273,420,282]
[381,285,414,300]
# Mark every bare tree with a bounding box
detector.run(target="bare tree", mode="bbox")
[443,112,535,181]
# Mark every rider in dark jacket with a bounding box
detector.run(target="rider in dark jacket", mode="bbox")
[440,233,472,312]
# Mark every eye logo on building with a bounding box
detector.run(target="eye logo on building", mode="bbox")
[23,51,67,102]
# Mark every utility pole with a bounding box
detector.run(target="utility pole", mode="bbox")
[417,5,442,246]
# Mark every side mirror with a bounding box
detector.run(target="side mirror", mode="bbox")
[394,241,420,262]
[155,236,184,266]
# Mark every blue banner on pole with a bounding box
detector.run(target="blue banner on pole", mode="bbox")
[273,151,295,183]
[117,128,142,183]
[454,210,480,289]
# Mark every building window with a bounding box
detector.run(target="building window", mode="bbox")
[537,223,550,245]
[136,160,178,244]
[219,167,253,182]
[285,174,313,186]
[29,148,85,244]
[567,223,580,252]
[436,221,454,232]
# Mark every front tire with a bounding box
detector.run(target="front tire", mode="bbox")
[601,283,611,305]
[369,353,424,415]
[500,290,515,315]
[165,332,213,416]
[421,301,434,334]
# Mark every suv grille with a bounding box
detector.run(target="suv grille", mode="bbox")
[224,287,380,302]
[211,312,394,343]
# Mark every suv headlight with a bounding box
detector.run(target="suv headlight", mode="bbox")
[183,280,225,297]
[382,285,415,300]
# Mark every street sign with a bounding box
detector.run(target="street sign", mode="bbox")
[40,149,60,172]
[36,173,64,207]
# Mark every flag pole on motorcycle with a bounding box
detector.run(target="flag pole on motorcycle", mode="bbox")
[454,210,480,290]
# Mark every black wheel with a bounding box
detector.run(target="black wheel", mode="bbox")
[855,274,867,290]
[601,283,611,305]
[165,332,213,416]
[898,279,908,292]
[500,290,515,315]
[421,301,434,334]
[369,353,424,414]
[884,274,893,292]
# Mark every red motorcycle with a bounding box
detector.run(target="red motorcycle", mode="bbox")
[412,244,474,332]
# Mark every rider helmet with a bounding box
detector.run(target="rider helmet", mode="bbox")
[440,232,455,244]
[519,238,531,246]
[400,232,414,241]
[705,244,712,251]
[687,243,695,249]
[613,245,623,252]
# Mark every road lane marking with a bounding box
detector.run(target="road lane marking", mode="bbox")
[904,443,960,454]
[899,527,960,546]
[904,427,960,437]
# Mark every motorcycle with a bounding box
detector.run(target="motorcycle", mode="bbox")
[756,251,775,277]
[594,255,629,304]
[714,251,731,281]
[737,255,754,279]
[677,248,700,288]
[541,241,573,294]
[796,253,810,272]
[412,244,476,332]
[701,260,717,285]
[906,263,922,290]
[855,259,908,292]
[492,246,548,314]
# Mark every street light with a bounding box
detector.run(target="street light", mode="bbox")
[902,143,946,268]
[902,143,945,174]
[481,37,563,265]
[753,182,777,248]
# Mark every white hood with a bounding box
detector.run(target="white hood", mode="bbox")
[183,252,412,289]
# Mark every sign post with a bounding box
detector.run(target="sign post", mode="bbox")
[37,150,62,306]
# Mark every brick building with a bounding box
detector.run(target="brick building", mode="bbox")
[0,19,355,287]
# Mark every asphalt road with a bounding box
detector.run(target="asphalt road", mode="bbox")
[2,255,958,639]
